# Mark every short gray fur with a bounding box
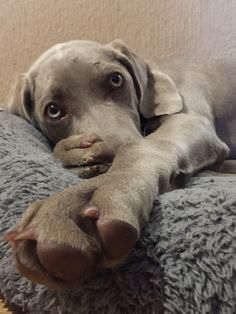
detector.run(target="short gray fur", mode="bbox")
[0,112,236,314]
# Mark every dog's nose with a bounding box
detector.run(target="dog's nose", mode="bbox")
[36,242,93,282]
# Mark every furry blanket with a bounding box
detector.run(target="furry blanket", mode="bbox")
[0,111,236,314]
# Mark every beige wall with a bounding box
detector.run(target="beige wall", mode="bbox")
[0,0,236,103]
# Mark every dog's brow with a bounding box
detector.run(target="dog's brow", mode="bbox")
[46,86,65,101]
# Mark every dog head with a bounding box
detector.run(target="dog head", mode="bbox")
[7,39,183,152]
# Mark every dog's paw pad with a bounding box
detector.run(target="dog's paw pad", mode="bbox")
[37,243,93,282]
[97,219,138,260]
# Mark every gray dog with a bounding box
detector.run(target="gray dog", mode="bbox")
[4,39,236,289]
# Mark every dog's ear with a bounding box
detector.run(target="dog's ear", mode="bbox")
[141,69,183,118]
[6,74,33,121]
[106,39,183,118]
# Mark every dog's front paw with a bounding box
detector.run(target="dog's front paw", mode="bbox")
[53,134,114,177]
[4,176,139,288]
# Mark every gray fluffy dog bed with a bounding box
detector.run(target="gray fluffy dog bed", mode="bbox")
[0,111,236,314]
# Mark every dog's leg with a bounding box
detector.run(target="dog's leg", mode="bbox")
[7,113,229,287]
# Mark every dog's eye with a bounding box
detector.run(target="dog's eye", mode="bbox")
[45,103,64,120]
[109,73,123,88]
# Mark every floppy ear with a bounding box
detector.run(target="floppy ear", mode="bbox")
[141,69,183,118]
[6,74,33,121]
[106,39,183,118]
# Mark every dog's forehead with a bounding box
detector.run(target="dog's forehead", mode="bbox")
[30,40,114,72]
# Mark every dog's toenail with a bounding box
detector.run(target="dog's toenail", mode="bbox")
[80,140,92,148]
[83,206,100,219]
[2,228,36,242]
